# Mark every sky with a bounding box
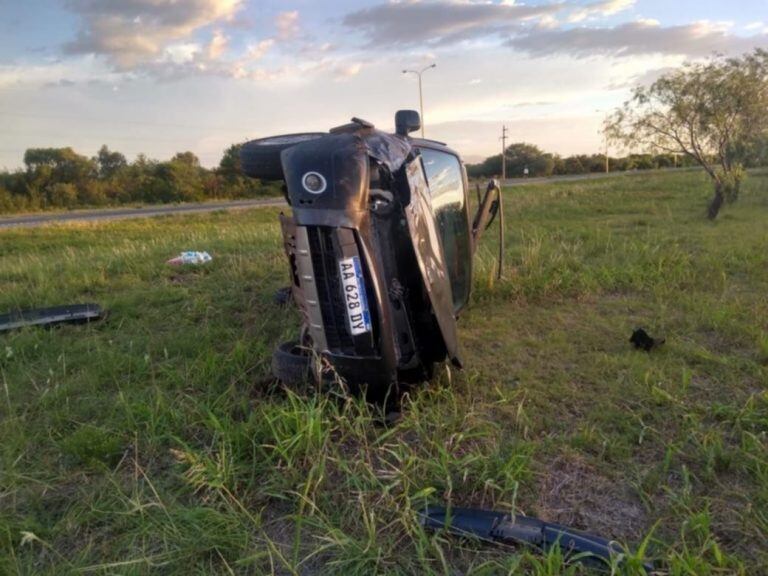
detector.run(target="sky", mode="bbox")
[1,0,767,168]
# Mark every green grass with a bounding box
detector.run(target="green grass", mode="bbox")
[1,170,767,575]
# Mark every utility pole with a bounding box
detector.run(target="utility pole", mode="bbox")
[500,125,508,181]
[402,63,436,138]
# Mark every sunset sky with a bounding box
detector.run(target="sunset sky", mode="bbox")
[2,0,767,168]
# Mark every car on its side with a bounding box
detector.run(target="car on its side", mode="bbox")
[241,111,501,399]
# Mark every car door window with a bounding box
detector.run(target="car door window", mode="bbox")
[419,148,471,312]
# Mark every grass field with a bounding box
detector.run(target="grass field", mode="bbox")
[1,170,766,575]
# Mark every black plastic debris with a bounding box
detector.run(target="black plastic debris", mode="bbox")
[630,328,665,351]
[0,303,103,333]
[420,505,653,573]
[273,286,293,307]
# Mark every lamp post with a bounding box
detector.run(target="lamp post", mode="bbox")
[402,63,436,138]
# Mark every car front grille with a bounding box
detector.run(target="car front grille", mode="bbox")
[307,227,355,353]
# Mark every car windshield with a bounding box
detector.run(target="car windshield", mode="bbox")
[420,148,471,312]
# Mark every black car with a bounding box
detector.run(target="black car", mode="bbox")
[241,111,501,399]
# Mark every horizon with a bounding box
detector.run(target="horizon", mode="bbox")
[2,0,767,170]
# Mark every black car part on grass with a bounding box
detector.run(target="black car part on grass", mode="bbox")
[0,303,103,333]
[630,328,665,351]
[420,506,653,573]
[242,112,505,397]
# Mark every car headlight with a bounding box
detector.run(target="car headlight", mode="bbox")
[302,172,327,194]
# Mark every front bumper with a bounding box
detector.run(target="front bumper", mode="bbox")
[280,215,398,388]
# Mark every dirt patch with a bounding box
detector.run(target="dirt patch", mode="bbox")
[534,453,648,543]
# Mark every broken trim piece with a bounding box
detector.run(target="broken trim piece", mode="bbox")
[0,304,103,333]
[419,505,653,573]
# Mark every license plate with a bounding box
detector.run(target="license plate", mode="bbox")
[338,256,372,336]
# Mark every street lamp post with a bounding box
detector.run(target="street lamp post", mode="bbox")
[402,63,436,138]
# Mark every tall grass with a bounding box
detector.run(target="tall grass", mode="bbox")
[1,171,766,574]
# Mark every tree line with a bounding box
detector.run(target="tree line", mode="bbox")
[465,143,701,180]
[0,144,281,214]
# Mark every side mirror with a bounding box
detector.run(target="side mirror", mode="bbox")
[395,110,421,136]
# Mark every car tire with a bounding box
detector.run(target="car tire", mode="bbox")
[240,133,325,181]
[271,340,315,385]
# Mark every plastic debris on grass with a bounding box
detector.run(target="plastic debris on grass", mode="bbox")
[166,251,212,266]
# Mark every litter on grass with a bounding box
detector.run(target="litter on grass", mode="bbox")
[166,251,212,266]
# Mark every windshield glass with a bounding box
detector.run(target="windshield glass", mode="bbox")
[419,148,471,312]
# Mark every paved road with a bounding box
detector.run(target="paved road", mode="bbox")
[0,198,286,229]
[0,169,695,230]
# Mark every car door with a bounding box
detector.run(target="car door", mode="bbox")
[418,147,472,313]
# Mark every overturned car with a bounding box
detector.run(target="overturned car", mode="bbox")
[241,111,502,398]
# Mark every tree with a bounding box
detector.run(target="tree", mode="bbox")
[23,147,97,204]
[48,183,78,208]
[0,186,14,212]
[214,142,275,198]
[151,160,204,202]
[466,142,555,178]
[218,143,244,182]
[172,151,201,167]
[96,145,127,179]
[564,156,587,174]
[606,49,768,219]
[504,142,555,177]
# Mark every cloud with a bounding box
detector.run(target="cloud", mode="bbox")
[343,0,561,47]
[246,39,274,60]
[333,62,363,78]
[604,66,678,89]
[0,55,122,90]
[508,100,555,107]
[43,78,77,89]
[745,21,768,33]
[58,3,334,83]
[568,0,635,23]
[164,43,201,64]
[64,0,242,69]
[207,30,228,60]
[537,14,560,30]
[507,19,768,58]
[275,10,300,40]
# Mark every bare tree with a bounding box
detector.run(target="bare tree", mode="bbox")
[606,49,768,219]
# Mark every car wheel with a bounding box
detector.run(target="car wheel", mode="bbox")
[240,133,325,181]
[271,340,316,385]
